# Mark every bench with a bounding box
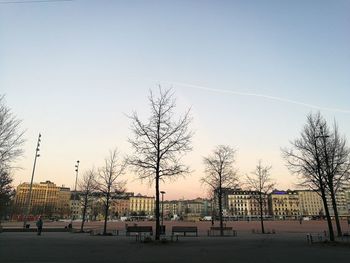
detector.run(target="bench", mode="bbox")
[306,232,326,244]
[126,226,153,241]
[208,227,237,236]
[171,226,198,241]
[89,229,119,236]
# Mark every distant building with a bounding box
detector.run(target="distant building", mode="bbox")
[57,187,71,218]
[227,190,269,218]
[129,194,155,215]
[296,190,324,217]
[269,190,300,219]
[345,187,350,215]
[162,200,179,218]
[326,189,349,218]
[111,198,130,217]
[14,181,71,219]
[70,192,81,220]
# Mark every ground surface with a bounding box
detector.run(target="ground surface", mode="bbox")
[1,221,350,263]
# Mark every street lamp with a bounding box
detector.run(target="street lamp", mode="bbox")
[71,160,80,223]
[23,133,41,229]
[160,191,166,230]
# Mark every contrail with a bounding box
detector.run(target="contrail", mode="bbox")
[160,81,350,114]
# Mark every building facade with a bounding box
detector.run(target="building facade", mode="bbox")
[14,181,71,219]
[297,190,324,217]
[111,198,130,217]
[326,189,349,218]
[129,194,155,215]
[227,190,269,218]
[269,190,300,219]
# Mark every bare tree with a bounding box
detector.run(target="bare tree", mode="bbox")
[97,149,127,235]
[201,145,239,236]
[0,168,14,221]
[78,169,97,232]
[0,95,25,169]
[0,96,25,222]
[316,120,350,237]
[282,112,335,241]
[246,160,274,234]
[128,87,193,240]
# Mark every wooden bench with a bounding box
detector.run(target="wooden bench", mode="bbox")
[208,227,237,236]
[171,226,198,241]
[126,226,153,241]
[89,229,119,236]
[89,229,102,235]
[306,232,325,244]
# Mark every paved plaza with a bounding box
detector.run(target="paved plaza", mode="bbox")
[1,228,350,263]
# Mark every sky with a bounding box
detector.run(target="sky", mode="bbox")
[1,0,349,200]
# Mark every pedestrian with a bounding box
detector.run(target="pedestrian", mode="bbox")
[36,216,43,235]
[211,217,214,226]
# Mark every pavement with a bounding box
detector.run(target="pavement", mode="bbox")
[1,231,350,263]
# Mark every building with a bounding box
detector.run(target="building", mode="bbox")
[269,190,300,219]
[70,192,81,220]
[183,198,211,220]
[227,190,269,219]
[14,181,71,219]
[296,190,324,217]
[345,187,350,214]
[57,187,71,218]
[111,198,130,217]
[162,200,179,219]
[327,189,349,218]
[129,194,155,215]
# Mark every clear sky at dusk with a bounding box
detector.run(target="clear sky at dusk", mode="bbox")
[1,0,349,200]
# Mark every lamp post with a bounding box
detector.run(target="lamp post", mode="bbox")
[160,191,165,230]
[23,133,42,229]
[71,160,80,223]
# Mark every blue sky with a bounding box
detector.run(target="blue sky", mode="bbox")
[1,0,349,199]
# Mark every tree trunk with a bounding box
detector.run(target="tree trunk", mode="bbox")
[320,187,335,241]
[259,195,265,234]
[218,188,223,236]
[103,194,109,235]
[329,186,342,237]
[155,175,160,240]
[80,197,88,232]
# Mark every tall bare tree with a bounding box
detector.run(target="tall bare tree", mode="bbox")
[0,168,14,220]
[78,169,97,232]
[0,95,25,221]
[315,120,350,237]
[282,112,335,241]
[201,145,239,236]
[0,95,25,169]
[97,149,127,235]
[246,160,274,234]
[128,87,193,240]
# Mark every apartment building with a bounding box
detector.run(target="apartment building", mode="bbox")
[227,190,269,218]
[15,181,71,218]
[129,194,155,215]
[269,190,300,219]
[296,190,324,217]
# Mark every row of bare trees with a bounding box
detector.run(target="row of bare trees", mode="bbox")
[77,149,127,234]
[1,89,349,242]
[128,88,276,239]
[201,145,275,235]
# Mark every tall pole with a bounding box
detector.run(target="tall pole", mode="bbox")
[23,133,41,228]
[71,160,80,223]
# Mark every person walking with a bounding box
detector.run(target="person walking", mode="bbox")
[36,216,43,235]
